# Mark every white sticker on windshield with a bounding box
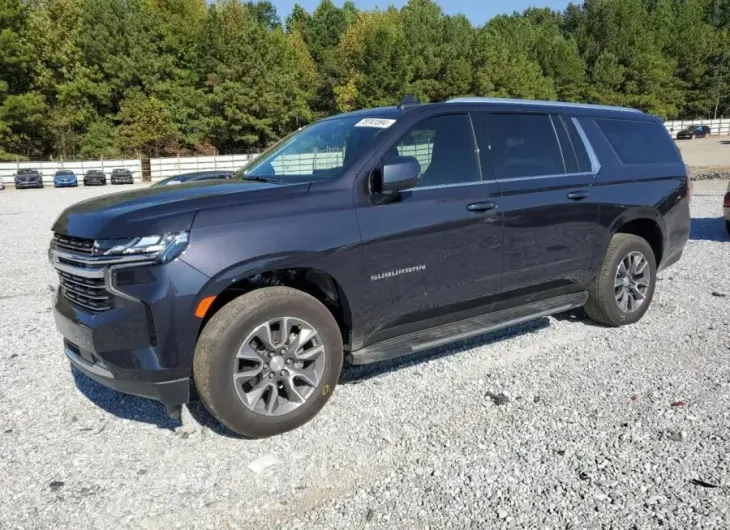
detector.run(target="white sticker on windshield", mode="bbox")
[354,118,396,129]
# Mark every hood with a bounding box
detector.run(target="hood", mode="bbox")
[52,179,311,239]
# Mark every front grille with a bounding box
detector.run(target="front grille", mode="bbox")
[54,233,95,255]
[58,270,113,312]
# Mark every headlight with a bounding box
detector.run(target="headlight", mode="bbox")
[95,232,189,264]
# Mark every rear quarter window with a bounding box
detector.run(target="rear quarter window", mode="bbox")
[596,119,680,165]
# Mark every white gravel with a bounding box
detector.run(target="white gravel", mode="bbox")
[1,182,729,529]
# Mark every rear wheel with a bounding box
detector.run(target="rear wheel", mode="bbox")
[193,287,343,438]
[726,220,730,236]
[585,233,657,327]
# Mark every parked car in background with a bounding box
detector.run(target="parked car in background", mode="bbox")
[83,170,106,186]
[110,168,134,185]
[676,125,710,139]
[15,168,44,189]
[722,182,730,235]
[153,170,234,187]
[49,96,690,438]
[54,170,78,188]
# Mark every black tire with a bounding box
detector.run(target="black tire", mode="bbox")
[193,286,343,438]
[726,220,730,237]
[585,233,657,327]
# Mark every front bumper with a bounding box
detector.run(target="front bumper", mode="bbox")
[63,338,190,404]
[51,250,210,405]
[84,179,106,186]
[15,180,43,188]
[55,181,78,187]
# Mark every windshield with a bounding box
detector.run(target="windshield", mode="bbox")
[237,116,395,182]
[57,171,73,175]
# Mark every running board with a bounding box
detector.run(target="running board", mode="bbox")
[347,291,588,365]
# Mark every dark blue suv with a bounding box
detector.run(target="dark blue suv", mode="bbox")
[49,97,690,437]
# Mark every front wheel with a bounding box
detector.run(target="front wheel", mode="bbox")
[585,233,657,327]
[193,287,343,438]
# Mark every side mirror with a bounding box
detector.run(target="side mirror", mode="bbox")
[381,156,421,194]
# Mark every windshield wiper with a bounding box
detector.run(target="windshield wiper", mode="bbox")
[241,175,285,184]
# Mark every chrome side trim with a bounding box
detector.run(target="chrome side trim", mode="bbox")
[493,171,594,184]
[446,97,642,114]
[571,118,602,175]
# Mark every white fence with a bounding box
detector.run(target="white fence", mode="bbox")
[0,155,258,186]
[0,159,142,186]
[664,118,730,136]
[150,154,254,179]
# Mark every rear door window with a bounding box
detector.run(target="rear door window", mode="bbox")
[482,113,566,179]
[596,119,681,165]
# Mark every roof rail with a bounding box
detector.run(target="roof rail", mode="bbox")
[446,97,642,114]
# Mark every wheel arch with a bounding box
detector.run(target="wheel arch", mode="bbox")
[606,209,666,266]
[193,261,356,349]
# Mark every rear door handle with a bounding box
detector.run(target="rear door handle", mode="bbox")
[567,191,589,201]
[467,201,497,212]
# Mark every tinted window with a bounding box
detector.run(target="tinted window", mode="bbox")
[391,114,480,187]
[483,114,566,178]
[596,119,681,165]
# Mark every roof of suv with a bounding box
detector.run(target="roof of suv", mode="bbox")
[327,97,658,123]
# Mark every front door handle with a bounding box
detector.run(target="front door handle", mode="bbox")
[567,191,589,201]
[467,201,497,212]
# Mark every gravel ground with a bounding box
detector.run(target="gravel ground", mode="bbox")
[1,183,729,529]
[675,135,730,168]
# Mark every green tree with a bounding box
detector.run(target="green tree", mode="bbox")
[117,93,179,156]
[201,0,314,151]
[79,119,119,158]
[334,9,412,111]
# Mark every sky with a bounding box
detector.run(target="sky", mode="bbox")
[272,0,572,26]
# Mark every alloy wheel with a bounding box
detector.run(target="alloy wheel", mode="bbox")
[614,251,651,313]
[232,317,326,416]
